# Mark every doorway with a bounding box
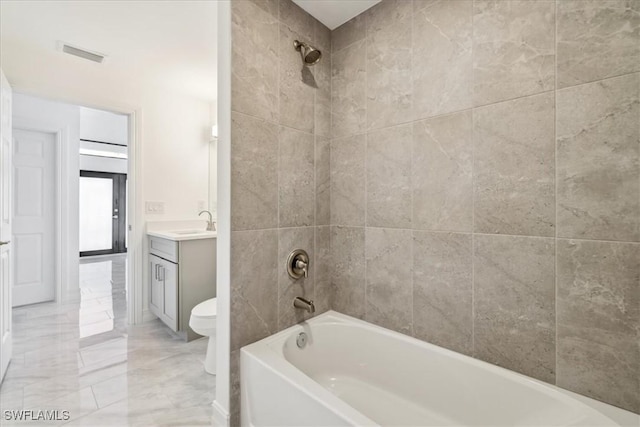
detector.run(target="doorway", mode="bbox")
[79,171,127,257]
[7,94,137,330]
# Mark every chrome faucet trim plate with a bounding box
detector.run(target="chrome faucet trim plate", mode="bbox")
[287,249,309,279]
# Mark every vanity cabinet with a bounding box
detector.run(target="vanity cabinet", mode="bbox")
[148,235,216,341]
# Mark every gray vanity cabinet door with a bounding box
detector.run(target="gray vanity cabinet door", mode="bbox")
[149,255,164,319]
[161,260,178,331]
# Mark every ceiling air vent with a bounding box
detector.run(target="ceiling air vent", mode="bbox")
[59,42,106,64]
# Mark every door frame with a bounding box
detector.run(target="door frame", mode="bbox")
[79,170,127,257]
[12,118,65,304]
[11,94,144,327]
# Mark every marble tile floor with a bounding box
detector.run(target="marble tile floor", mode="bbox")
[0,254,215,426]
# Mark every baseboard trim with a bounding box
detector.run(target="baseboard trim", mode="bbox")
[211,400,229,427]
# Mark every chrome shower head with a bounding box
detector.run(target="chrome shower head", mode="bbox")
[293,40,322,66]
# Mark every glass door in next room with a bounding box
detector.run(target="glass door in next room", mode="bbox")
[79,171,127,257]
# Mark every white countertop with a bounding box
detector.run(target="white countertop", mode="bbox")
[147,229,217,241]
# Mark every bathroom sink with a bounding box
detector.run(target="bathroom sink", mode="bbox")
[147,229,217,241]
[172,230,208,235]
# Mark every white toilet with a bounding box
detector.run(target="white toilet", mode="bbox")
[189,297,217,375]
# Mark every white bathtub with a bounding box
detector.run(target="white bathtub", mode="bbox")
[241,311,639,427]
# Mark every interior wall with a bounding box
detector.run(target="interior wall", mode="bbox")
[329,0,639,414]
[1,56,211,223]
[79,156,127,175]
[80,107,128,146]
[79,109,128,174]
[11,92,80,302]
[228,0,331,422]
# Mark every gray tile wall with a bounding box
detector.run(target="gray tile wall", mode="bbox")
[229,0,332,422]
[329,0,639,414]
[229,0,639,419]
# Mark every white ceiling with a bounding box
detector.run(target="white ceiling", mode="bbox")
[0,1,218,101]
[293,0,381,30]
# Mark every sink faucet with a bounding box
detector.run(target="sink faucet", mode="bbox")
[199,210,216,231]
[293,296,315,313]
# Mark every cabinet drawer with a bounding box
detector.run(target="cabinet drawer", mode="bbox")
[149,236,178,263]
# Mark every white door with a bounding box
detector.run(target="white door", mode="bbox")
[0,69,13,382]
[12,129,56,306]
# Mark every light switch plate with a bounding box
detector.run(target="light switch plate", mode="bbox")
[145,201,165,214]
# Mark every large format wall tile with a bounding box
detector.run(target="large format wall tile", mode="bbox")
[557,239,640,413]
[331,226,365,319]
[314,21,332,138]
[229,1,333,421]
[331,40,366,138]
[314,226,331,314]
[413,111,473,232]
[474,93,555,237]
[279,126,315,227]
[557,73,640,242]
[315,136,330,226]
[229,348,241,426]
[474,234,556,383]
[557,0,640,89]
[413,231,472,355]
[279,0,314,41]
[367,124,412,229]
[231,0,640,416]
[365,0,413,130]
[473,0,555,106]
[332,13,366,53]
[232,0,279,122]
[230,230,278,351]
[365,228,413,335]
[278,227,315,330]
[231,112,278,231]
[331,135,366,226]
[313,18,331,58]
[247,0,278,18]
[413,0,472,119]
[279,24,315,134]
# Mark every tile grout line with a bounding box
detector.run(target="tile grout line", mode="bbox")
[233,68,638,143]
[232,225,640,245]
[557,69,640,92]
[312,19,318,312]
[332,87,557,143]
[251,65,640,148]
[410,0,416,338]
[554,0,559,387]
[471,0,476,358]
[276,2,282,334]
[363,9,369,322]
[89,384,100,413]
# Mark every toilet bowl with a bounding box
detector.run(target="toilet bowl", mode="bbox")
[189,297,217,375]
